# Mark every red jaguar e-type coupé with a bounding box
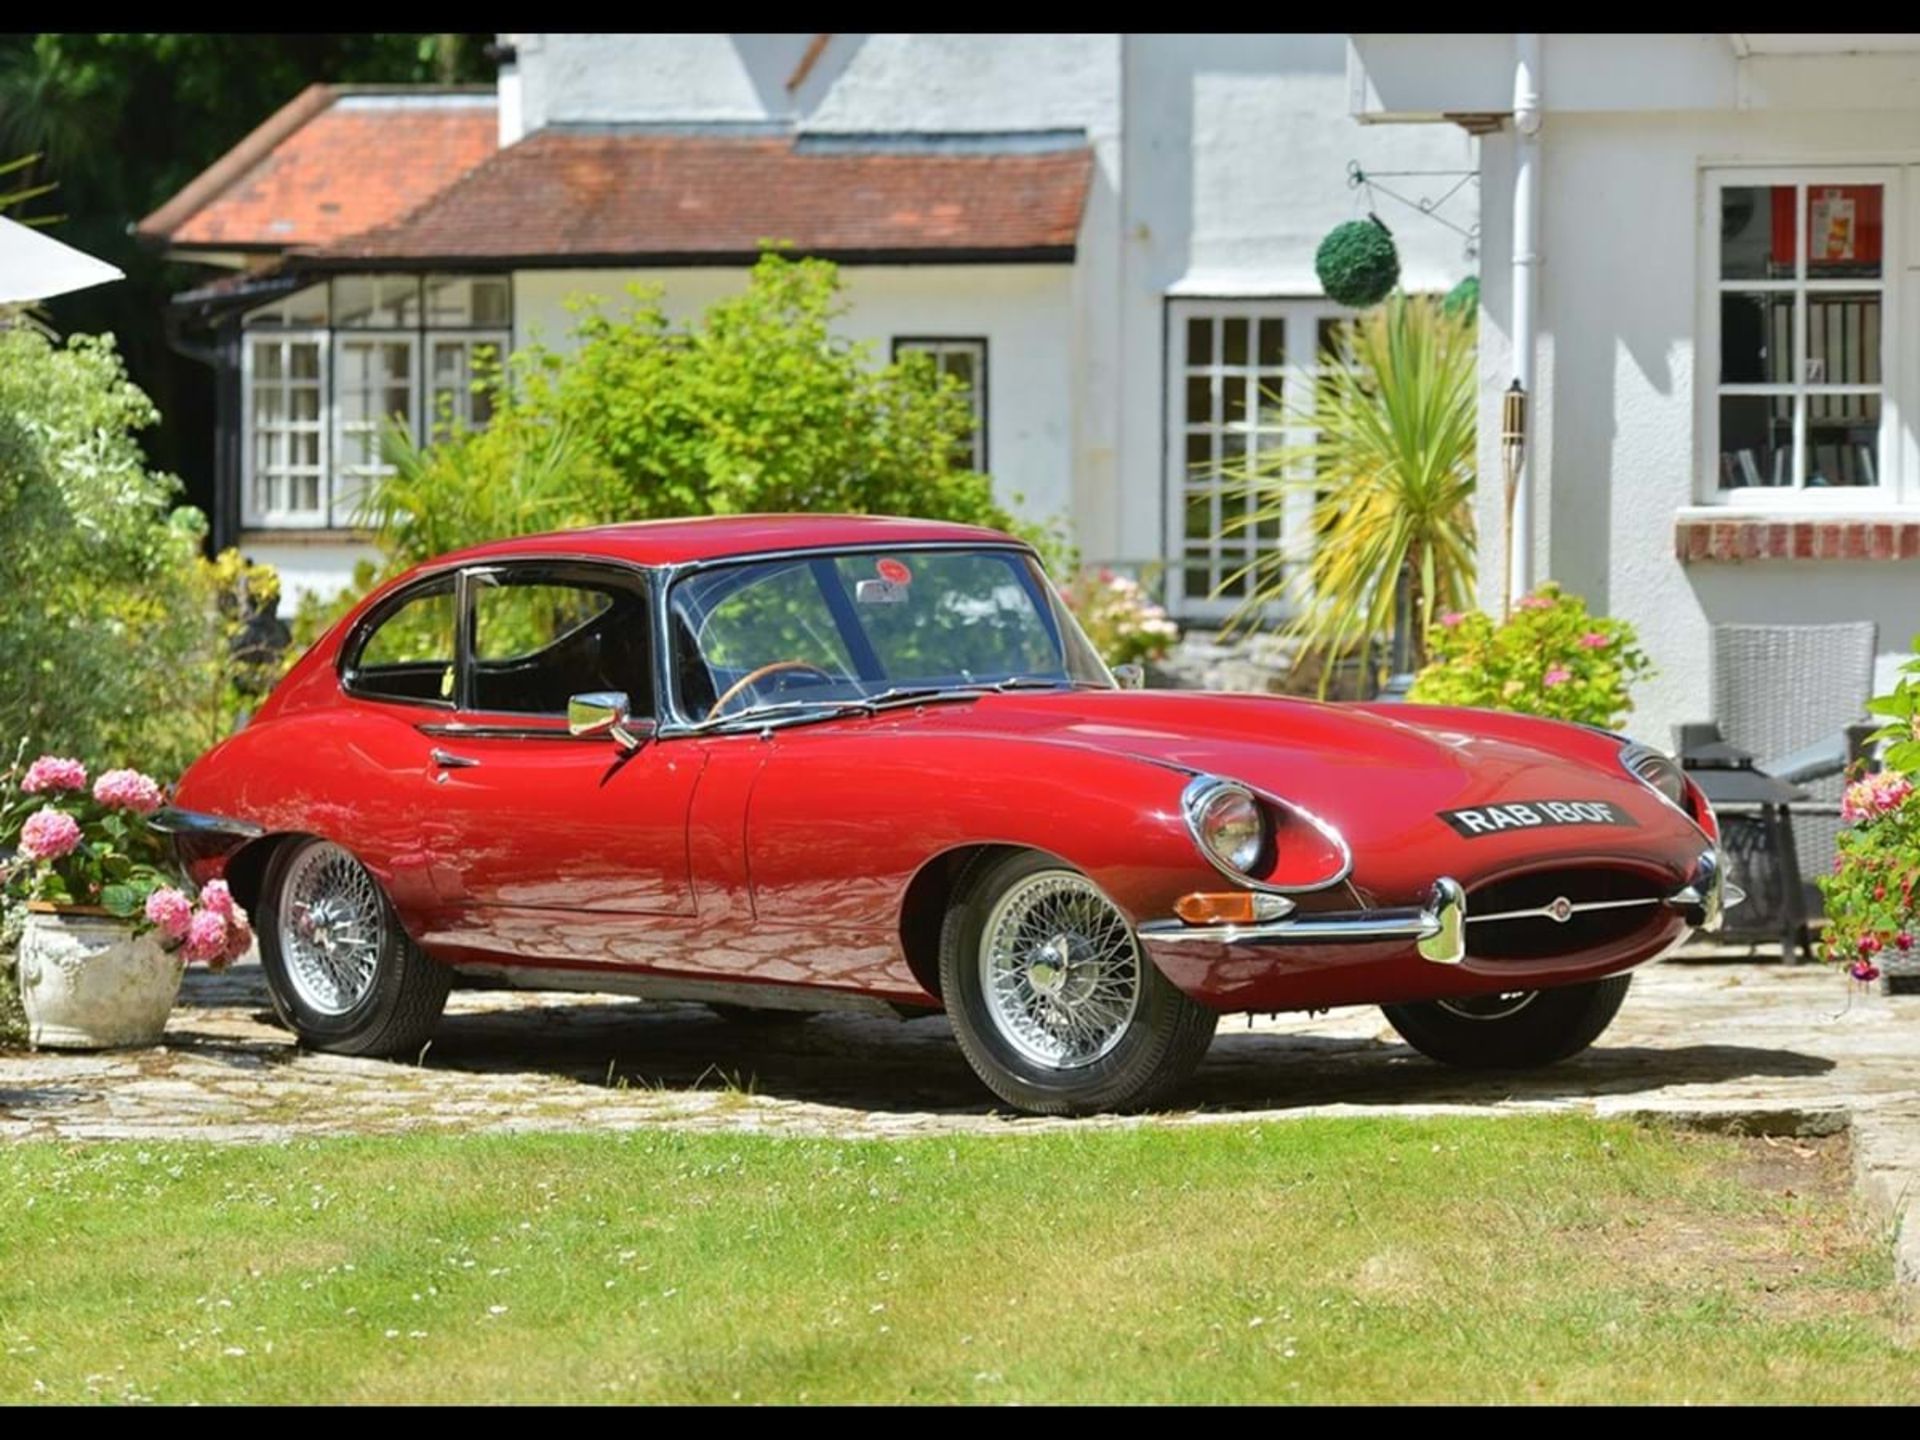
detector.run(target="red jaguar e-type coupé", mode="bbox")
[162,515,1732,1115]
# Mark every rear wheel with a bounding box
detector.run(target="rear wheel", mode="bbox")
[939,850,1217,1115]
[1381,975,1632,1069]
[258,837,450,1058]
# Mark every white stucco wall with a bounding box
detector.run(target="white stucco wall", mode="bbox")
[1111,34,1477,570]
[238,536,381,610]
[511,265,1077,530]
[1355,33,1920,746]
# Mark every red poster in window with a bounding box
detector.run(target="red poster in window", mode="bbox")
[1772,184,1882,266]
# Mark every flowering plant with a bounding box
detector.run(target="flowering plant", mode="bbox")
[1406,583,1652,730]
[1818,635,1920,981]
[1060,567,1181,668]
[0,745,250,965]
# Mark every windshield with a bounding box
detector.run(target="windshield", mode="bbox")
[669,547,1111,724]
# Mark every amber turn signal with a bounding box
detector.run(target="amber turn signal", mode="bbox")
[1174,891,1293,925]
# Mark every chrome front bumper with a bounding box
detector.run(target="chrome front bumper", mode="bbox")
[1137,849,1741,966]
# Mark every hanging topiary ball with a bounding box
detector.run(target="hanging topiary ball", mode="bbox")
[1443,274,1480,316]
[1315,216,1400,308]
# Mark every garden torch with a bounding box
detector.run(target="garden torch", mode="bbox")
[1500,380,1527,619]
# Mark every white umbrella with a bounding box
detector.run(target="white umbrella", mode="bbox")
[0,214,122,304]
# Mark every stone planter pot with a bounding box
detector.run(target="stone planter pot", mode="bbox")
[15,906,184,1050]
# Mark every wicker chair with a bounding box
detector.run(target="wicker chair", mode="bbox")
[1674,621,1878,952]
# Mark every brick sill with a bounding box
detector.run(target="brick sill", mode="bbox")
[1675,516,1920,563]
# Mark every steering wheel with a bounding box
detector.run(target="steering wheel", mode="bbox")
[707,660,839,720]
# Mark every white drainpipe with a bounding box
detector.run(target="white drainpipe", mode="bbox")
[1508,34,1543,607]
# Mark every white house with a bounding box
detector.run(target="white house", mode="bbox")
[141,34,1475,619]
[1351,32,1920,745]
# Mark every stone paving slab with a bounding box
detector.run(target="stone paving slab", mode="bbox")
[4,952,1919,1289]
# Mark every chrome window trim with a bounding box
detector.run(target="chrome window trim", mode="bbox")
[1179,773,1354,895]
[654,540,1111,736]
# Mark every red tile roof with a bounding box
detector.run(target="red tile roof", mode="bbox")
[138,85,496,254]
[306,130,1092,266]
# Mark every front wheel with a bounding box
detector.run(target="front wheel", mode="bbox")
[1381,975,1632,1070]
[939,851,1218,1116]
[258,837,451,1058]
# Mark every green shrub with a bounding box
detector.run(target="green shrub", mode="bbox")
[1407,583,1651,730]
[0,328,238,777]
[348,252,1064,596]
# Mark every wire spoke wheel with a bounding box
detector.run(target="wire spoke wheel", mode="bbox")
[1434,990,1539,1022]
[276,841,386,1016]
[979,871,1141,1070]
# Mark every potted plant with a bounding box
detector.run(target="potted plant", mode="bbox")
[1,750,251,1049]
[1060,567,1181,674]
[1819,638,1920,993]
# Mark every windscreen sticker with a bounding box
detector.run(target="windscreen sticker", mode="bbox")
[875,557,913,584]
[1438,800,1638,838]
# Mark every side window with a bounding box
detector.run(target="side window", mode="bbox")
[469,571,651,717]
[349,578,458,705]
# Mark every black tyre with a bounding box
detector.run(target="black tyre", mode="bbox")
[706,1003,813,1027]
[939,850,1218,1115]
[1381,975,1632,1069]
[257,836,451,1058]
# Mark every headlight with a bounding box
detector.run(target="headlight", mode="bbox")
[1620,742,1688,810]
[1183,778,1269,876]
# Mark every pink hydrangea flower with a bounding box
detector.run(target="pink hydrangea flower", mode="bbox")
[20,755,86,794]
[1517,594,1554,612]
[18,807,81,860]
[1438,611,1465,630]
[222,914,255,963]
[199,879,237,919]
[183,908,230,965]
[1578,631,1611,650]
[144,886,194,942]
[1841,770,1914,824]
[1542,665,1573,688]
[92,768,164,815]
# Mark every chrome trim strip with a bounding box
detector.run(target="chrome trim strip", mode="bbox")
[1468,894,1665,925]
[148,807,266,841]
[1140,877,1463,961]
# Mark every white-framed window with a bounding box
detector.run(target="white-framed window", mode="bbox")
[333,333,417,526]
[243,333,328,526]
[1703,168,1899,502]
[893,337,988,471]
[1164,298,1349,619]
[239,275,511,530]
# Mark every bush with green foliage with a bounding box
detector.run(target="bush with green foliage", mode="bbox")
[0,327,243,778]
[1407,583,1652,730]
[304,253,1066,644]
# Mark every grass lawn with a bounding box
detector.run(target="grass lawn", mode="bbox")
[0,1116,1909,1404]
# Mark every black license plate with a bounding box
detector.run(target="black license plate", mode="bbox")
[1438,800,1640,838]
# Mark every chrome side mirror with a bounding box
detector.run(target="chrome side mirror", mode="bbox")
[567,691,653,750]
[1112,663,1147,691]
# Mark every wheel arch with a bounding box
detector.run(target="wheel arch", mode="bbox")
[898,843,1030,1000]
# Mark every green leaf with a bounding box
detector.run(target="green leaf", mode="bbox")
[101,883,138,918]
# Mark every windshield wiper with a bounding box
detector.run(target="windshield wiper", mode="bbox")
[698,687,985,731]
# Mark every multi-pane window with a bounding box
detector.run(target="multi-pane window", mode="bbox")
[1709,171,1895,496]
[240,275,510,529]
[246,335,326,523]
[893,337,987,470]
[1165,300,1347,617]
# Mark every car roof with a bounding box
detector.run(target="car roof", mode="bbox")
[429,514,1024,569]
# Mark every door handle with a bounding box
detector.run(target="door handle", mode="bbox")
[430,748,481,769]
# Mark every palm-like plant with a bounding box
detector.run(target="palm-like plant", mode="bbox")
[1219,294,1477,690]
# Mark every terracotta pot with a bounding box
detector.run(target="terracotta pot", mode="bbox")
[15,908,184,1050]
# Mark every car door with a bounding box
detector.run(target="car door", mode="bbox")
[418,561,705,951]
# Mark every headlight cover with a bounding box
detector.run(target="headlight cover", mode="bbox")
[1620,741,1689,811]
[1183,777,1269,877]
